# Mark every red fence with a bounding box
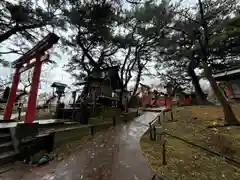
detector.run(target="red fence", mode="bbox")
[142,95,191,108]
[142,95,166,107]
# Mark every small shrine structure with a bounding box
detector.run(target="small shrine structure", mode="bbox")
[51,82,67,103]
[78,66,124,109]
[213,67,240,100]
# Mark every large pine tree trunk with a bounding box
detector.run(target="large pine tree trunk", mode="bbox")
[188,61,209,104]
[76,84,89,103]
[203,63,239,124]
[128,69,142,106]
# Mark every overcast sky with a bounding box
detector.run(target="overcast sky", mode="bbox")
[0,0,210,97]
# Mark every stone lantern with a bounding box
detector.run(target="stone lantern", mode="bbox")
[51,82,67,103]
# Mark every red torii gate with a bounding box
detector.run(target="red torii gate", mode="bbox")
[4,33,59,123]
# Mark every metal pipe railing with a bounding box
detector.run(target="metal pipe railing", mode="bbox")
[149,112,164,140]
[147,110,240,168]
[153,130,240,168]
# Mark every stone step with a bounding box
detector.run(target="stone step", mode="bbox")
[0,133,11,138]
[0,150,17,159]
[0,128,10,134]
[0,142,14,153]
[0,151,18,166]
[0,133,11,143]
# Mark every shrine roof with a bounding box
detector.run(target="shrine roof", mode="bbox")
[76,80,88,86]
[140,83,151,89]
[213,67,240,81]
[76,66,122,89]
[51,82,67,88]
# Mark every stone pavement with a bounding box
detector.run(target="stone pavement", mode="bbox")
[0,112,26,120]
[1,112,161,180]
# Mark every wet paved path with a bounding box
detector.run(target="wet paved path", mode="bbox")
[1,112,161,180]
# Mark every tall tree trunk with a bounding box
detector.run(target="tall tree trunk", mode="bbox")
[203,63,239,124]
[76,84,89,103]
[128,69,142,106]
[196,0,238,124]
[188,61,209,104]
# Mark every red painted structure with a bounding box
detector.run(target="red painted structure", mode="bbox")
[214,68,240,99]
[142,95,169,107]
[140,84,166,107]
[185,96,191,104]
[166,97,172,110]
[153,98,166,106]
[142,93,167,107]
[4,33,59,123]
[226,82,233,97]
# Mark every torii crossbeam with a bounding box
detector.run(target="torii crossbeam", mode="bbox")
[4,33,59,123]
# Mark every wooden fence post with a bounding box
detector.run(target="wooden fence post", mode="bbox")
[91,126,94,135]
[112,116,116,126]
[17,104,22,121]
[162,140,167,165]
[153,126,156,140]
[158,115,161,124]
[170,111,173,121]
[124,114,127,122]
[149,123,153,140]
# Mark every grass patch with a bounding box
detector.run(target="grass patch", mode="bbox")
[141,103,240,180]
[141,134,240,180]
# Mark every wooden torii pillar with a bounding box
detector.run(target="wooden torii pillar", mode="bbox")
[4,33,59,123]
